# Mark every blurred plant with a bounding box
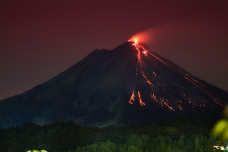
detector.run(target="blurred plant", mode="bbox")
[212,107,228,141]
[27,150,47,152]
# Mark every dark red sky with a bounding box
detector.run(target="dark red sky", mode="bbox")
[0,0,228,100]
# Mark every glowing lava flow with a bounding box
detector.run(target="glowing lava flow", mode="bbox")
[138,91,145,106]
[128,40,224,110]
[129,40,155,107]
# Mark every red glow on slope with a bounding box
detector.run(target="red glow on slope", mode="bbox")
[128,40,224,110]
[142,50,148,56]
[138,91,146,106]
[129,91,135,104]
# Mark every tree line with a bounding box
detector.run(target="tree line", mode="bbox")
[0,118,223,152]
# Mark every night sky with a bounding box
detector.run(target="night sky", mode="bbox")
[1,0,228,100]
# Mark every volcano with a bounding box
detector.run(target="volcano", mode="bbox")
[0,42,228,128]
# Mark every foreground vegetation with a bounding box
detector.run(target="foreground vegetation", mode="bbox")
[0,118,223,152]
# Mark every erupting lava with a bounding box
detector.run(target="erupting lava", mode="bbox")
[127,40,224,111]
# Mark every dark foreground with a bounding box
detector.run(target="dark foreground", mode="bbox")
[0,118,223,152]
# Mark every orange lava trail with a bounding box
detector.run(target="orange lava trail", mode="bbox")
[138,91,145,106]
[129,91,135,104]
[128,40,224,110]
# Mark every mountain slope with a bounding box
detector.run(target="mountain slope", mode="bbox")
[0,42,228,128]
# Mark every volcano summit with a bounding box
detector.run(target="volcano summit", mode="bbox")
[0,42,228,128]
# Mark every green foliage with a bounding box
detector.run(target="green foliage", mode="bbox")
[27,150,47,152]
[0,119,221,152]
